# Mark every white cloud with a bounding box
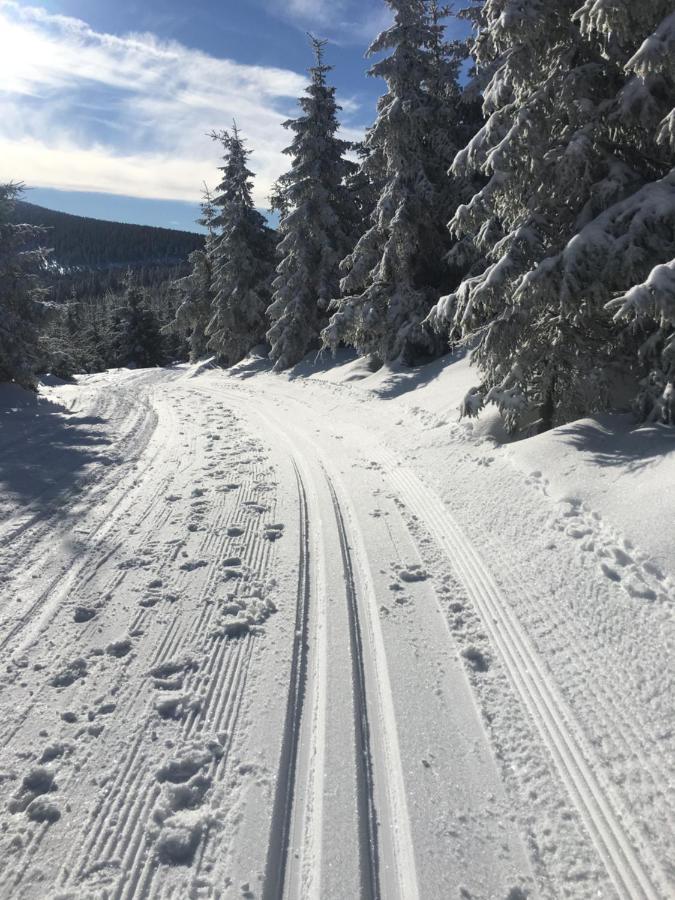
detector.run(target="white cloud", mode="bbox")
[0,1,323,206]
[266,0,392,45]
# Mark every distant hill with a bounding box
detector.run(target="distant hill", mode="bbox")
[11,200,204,270]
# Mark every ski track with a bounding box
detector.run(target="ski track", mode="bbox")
[192,380,423,900]
[378,449,670,900]
[200,375,673,900]
[1,368,672,900]
[262,461,312,900]
[0,374,283,898]
[326,473,381,900]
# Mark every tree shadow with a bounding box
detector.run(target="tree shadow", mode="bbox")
[228,354,274,380]
[560,414,675,473]
[286,347,358,380]
[0,386,116,512]
[366,350,468,399]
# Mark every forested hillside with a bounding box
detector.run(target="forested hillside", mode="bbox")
[11,201,204,269]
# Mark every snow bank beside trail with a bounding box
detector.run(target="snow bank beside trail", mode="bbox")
[307,349,506,439]
[509,415,675,576]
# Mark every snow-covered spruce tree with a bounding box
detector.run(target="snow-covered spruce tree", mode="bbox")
[428,1,675,431]
[267,38,358,371]
[38,293,85,378]
[168,187,216,362]
[570,2,675,424]
[114,272,165,368]
[207,127,274,366]
[0,183,52,388]
[322,1,475,366]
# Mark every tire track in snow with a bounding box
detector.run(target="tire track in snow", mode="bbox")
[381,453,670,900]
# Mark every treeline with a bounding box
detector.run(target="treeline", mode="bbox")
[2,0,674,432]
[10,201,203,270]
[170,0,675,430]
[1,198,198,379]
[38,274,186,378]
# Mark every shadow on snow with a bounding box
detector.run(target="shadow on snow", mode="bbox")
[0,384,116,511]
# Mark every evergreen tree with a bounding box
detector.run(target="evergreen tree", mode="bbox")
[169,187,217,362]
[323,0,473,366]
[114,272,165,368]
[428,1,675,431]
[38,291,91,378]
[0,183,52,388]
[267,37,358,371]
[207,126,273,366]
[564,2,675,424]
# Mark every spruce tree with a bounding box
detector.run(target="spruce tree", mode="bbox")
[114,272,165,368]
[0,183,52,388]
[428,1,675,431]
[169,187,216,362]
[267,37,358,371]
[565,2,675,424]
[207,126,273,366]
[323,0,473,366]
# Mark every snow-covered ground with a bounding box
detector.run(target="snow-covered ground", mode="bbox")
[0,352,673,899]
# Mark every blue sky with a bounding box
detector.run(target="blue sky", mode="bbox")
[0,0,470,231]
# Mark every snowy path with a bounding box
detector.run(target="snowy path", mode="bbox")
[0,365,673,899]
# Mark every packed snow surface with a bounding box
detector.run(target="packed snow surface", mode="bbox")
[0,352,673,899]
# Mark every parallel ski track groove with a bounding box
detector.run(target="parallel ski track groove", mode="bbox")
[262,460,312,900]
[497,545,675,836]
[326,474,381,900]
[101,466,277,896]
[0,374,159,550]
[382,456,668,900]
[53,407,277,894]
[0,386,175,655]
[193,382,391,900]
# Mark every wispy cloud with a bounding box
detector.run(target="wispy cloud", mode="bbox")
[0,1,318,206]
[265,0,392,45]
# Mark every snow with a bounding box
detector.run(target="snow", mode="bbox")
[0,355,673,899]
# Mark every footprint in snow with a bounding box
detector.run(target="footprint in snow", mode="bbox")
[155,694,200,720]
[180,559,208,572]
[565,524,593,540]
[600,561,622,582]
[9,766,61,823]
[398,565,429,583]
[623,577,657,601]
[73,606,96,623]
[264,524,285,542]
[40,742,72,764]
[462,646,490,673]
[149,657,198,682]
[611,546,633,567]
[106,639,132,658]
[50,658,88,688]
